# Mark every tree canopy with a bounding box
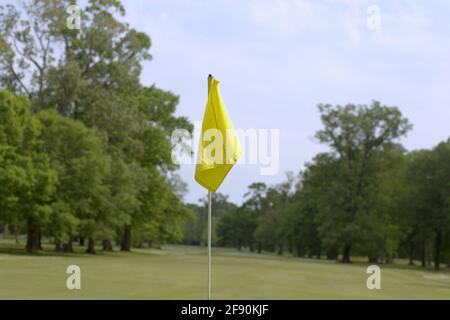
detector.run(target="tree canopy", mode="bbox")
[0,0,193,253]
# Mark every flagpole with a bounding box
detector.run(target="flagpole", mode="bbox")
[207,74,213,300]
[197,74,240,300]
[208,190,212,300]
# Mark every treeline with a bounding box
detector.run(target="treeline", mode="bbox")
[183,102,450,270]
[0,1,192,252]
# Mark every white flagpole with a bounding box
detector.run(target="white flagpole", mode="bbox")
[206,74,213,300]
[208,190,212,300]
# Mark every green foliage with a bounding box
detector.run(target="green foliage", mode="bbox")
[0,0,192,253]
[401,140,450,269]
[182,193,236,246]
[0,0,448,269]
[312,101,412,262]
[213,101,449,269]
[0,90,56,251]
[36,109,112,244]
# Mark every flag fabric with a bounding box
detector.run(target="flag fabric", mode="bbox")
[195,76,242,192]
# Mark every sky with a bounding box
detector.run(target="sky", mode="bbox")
[4,0,449,204]
[118,0,450,205]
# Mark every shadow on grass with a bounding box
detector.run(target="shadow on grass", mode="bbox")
[0,243,127,259]
[0,243,84,258]
[0,240,160,259]
[342,257,450,273]
[1,240,449,274]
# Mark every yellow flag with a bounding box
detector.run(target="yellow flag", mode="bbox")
[195,76,242,192]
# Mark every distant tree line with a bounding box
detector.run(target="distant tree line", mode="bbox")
[183,102,450,270]
[0,0,193,253]
[1,1,449,270]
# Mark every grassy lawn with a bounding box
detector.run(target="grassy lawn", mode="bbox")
[0,240,449,299]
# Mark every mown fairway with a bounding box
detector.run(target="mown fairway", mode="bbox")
[0,242,449,300]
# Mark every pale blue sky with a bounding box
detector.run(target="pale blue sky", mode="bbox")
[122,0,450,204]
[4,0,450,204]
[124,0,450,202]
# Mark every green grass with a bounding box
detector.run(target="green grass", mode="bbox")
[0,240,449,299]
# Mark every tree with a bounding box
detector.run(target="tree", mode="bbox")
[0,0,150,112]
[430,140,450,270]
[286,172,322,259]
[0,0,193,252]
[296,153,343,260]
[354,144,407,263]
[36,109,112,253]
[184,193,237,247]
[314,101,412,262]
[254,177,295,255]
[216,184,267,252]
[403,140,450,270]
[241,183,267,252]
[218,206,255,251]
[0,90,56,252]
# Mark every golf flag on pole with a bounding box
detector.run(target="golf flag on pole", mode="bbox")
[196,75,241,300]
[195,76,242,192]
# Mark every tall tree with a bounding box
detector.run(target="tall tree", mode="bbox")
[0,0,192,252]
[314,101,411,262]
[404,141,450,270]
[0,90,56,252]
[36,109,112,253]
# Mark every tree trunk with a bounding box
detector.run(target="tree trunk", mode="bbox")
[316,246,321,259]
[296,244,305,257]
[2,224,7,237]
[342,243,352,263]
[102,239,113,252]
[327,252,337,260]
[408,244,414,265]
[63,237,74,253]
[368,255,378,263]
[121,225,131,251]
[277,244,283,255]
[421,240,426,267]
[14,223,20,244]
[79,237,85,246]
[38,230,43,250]
[257,242,262,254]
[26,220,40,253]
[326,246,338,260]
[434,231,441,271]
[55,239,62,252]
[85,238,96,254]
